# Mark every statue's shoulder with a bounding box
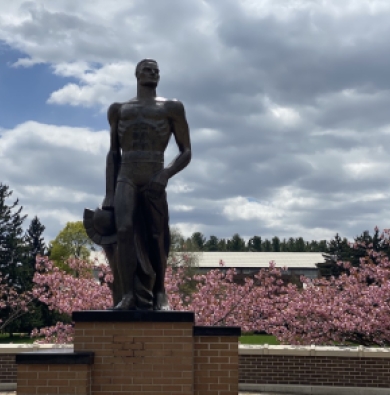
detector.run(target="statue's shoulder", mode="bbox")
[107,102,122,123]
[162,98,185,114]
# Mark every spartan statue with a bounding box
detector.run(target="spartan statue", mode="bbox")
[84,59,191,310]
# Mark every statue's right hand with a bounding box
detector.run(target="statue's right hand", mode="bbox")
[102,195,115,210]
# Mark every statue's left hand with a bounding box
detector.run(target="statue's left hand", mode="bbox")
[151,170,169,188]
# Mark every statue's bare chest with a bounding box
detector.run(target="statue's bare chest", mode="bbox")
[117,103,170,151]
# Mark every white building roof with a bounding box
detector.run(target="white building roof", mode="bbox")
[91,251,325,269]
[194,252,324,269]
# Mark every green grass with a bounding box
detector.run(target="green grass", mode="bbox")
[0,334,36,344]
[239,333,280,345]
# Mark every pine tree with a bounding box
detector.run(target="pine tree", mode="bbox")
[0,183,27,287]
[280,238,288,251]
[295,237,306,252]
[217,238,227,251]
[262,239,272,252]
[190,232,206,251]
[227,234,246,251]
[248,236,262,251]
[271,236,280,252]
[204,235,219,251]
[309,240,319,252]
[318,240,328,252]
[21,216,46,289]
[318,233,352,278]
[287,237,296,252]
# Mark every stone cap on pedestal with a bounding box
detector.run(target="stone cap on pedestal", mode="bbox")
[72,310,195,323]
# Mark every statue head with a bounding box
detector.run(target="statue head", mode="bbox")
[135,59,160,87]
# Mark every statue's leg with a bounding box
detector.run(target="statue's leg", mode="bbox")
[144,189,170,310]
[113,181,137,310]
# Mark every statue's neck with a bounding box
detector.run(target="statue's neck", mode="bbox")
[137,84,157,100]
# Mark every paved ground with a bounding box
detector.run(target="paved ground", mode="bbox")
[0,392,301,395]
[0,392,299,395]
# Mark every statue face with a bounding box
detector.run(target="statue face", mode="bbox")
[137,61,160,87]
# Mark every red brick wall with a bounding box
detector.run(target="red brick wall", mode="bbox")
[239,354,390,388]
[0,354,16,384]
[17,364,91,395]
[194,335,239,395]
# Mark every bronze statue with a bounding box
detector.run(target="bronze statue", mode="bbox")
[83,59,191,310]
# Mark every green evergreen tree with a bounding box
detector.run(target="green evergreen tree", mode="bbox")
[263,239,272,252]
[309,240,319,252]
[287,237,296,252]
[271,236,281,252]
[20,216,46,289]
[318,233,352,278]
[295,237,306,252]
[248,236,262,251]
[204,235,219,251]
[227,234,246,251]
[318,240,328,252]
[190,232,206,251]
[217,238,227,251]
[280,238,288,252]
[0,183,27,287]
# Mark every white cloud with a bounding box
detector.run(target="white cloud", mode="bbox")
[48,62,136,108]
[0,121,108,240]
[192,128,224,143]
[171,205,194,212]
[222,187,319,226]
[2,0,390,244]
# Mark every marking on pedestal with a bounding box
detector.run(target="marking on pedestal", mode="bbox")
[111,335,145,364]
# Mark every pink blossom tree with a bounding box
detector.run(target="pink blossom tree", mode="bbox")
[30,228,390,346]
[166,262,292,332]
[31,256,112,343]
[275,229,390,346]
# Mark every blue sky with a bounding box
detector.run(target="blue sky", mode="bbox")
[0,46,104,130]
[1,0,390,244]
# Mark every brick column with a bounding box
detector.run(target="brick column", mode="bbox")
[73,310,194,395]
[193,326,241,395]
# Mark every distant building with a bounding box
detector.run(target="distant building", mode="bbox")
[90,251,324,280]
[192,252,323,279]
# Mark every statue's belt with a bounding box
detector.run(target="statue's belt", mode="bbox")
[121,151,164,163]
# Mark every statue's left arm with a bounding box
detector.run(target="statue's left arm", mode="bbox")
[153,100,192,187]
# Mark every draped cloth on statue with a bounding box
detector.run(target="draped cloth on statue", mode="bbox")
[83,186,170,310]
[132,185,170,309]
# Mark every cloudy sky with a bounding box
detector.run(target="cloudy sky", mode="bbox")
[1,0,390,244]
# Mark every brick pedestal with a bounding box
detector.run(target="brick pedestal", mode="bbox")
[73,311,194,395]
[15,311,241,395]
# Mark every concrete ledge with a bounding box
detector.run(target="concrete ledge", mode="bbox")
[239,344,390,358]
[0,383,16,391]
[239,383,390,394]
[0,344,73,354]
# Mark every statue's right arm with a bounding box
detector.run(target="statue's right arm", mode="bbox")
[102,102,121,210]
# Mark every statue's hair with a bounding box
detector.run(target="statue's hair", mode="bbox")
[135,59,158,77]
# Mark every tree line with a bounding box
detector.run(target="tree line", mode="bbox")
[176,231,329,252]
